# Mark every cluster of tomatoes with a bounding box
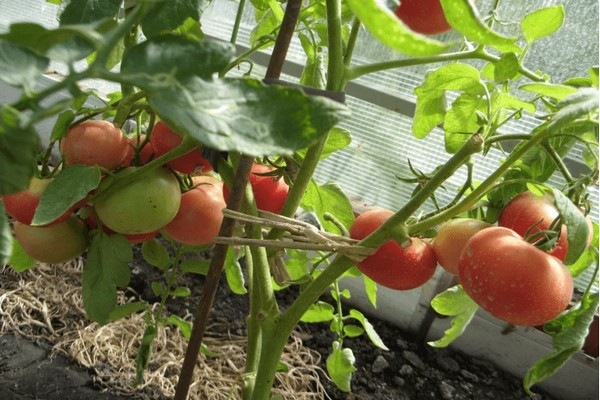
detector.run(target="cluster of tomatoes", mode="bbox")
[350,192,594,327]
[3,119,290,265]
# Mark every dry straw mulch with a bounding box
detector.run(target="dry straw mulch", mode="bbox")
[0,260,327,399]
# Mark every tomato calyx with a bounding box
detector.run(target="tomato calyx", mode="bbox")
[522,215,564,253]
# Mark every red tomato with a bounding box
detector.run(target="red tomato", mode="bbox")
[394,0,453,35]
[223,164,289,214]
[2,176,77,226]
[458,227,573,326]
[349,209,438,290]
[123,134,154,167]
[60,120,129,170]
[163,176,226,246]
[432,218,491,274]
[150,121,212,174]
[498,191,568,261]
[14,215,88,264]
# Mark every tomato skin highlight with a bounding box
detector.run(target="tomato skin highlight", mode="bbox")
[14,215,88,264]
[2,177,73,226]
[349,209,438,291]
[432,218,491,274]
[394,0,452,35]
[94,167,181,235]
[498,191,568,261]
[60,120,129,170]
[163,176,226,246]
[150,121,212,174]
[458,227,573,327]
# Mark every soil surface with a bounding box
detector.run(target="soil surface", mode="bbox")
[0,247,562,400]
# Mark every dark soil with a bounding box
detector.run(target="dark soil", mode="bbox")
[0,246,561,400]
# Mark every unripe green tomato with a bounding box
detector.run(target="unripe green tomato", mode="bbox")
[14,215,88,264]
[94,167,181,234]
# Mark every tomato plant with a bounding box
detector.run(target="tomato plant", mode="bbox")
[498,191,569,260]
[124,134,154,167]
[14,215,88,264]
[394,0,453,35]
[150,121,212,174]
[432,218,491,274]
[458,226,573,326]
[60,120,129,170]
[93,167,181,234]
[163,175,226,246]
[349,209,438,290]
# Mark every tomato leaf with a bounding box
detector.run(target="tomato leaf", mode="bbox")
[224,247,247,295]
[33,165,101,226]
[519,83,577,100]
[135,325,157,384]
[363,275,378,308]
[494,92,536,114]
[343,325,365,338]
[301,180,355,235]
[345,0,452,57]
[443,93,487,153]
[6,239,36,272]
[0,203,12,266]
[521,5,565,44]
[524,292,599,395]
[59,0,122,24]
[50,110,76,142]
[492,52,520,83]
[590,67,599,89]
[440,0,520,53]
[547,88,599,133]
[141,239,171,272]
[297,127,351,160]
[551,189,589,265]
[300,301,336,323]
[0,106,39,197]
[170,287,191,298]
[568,222,598,277]
[348,309,388,350]
[428,285,479,348]
[180,258,210,275]
[107,301,147,322]
[0,40,49,91]
[82,232,133,324]
[413,64,484,139]
[326,341,357,393]
[250,1,283,50]
[140,0,207,38]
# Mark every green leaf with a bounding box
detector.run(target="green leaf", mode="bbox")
[107,301,147,322]
[59,0,122,24]
[0,106,39,196]
[82,232,133,324]
[547,88,599,133]
[440,0,520,53]
[568,222,598,277]
[551,189,589,265]
[7,236,36,272]
[363,275,378,308]
[348,309,388,350]
[120,35,235,86]
[590,67,599,88]
[493,52,520,83]
[326,341,357,392]
[524,292,599,394]
[297,127,351,160]
[50,110,75,142]
[145,77,351,157]
[413,64,484,139]
[0,203,12,266]
[0,40,49,90]
[428,285,479,348]
[343,325,365,338]
[301,180,355,234]
[300,301,335,323]
[164,314,192,341]
[141,0,200,38]
[345,0,452,57]
[443,93,485,153]
[250,1,284,50]
[224,247,247,295]
[299,33,327,90]
[136,325,157,384]
[494,92,536,114]
[521,5,565,44]
[141,239,171,271]
[180,257,210,275]
[32,165,100,226]
[170,286,191,297]
[519,83,577,100]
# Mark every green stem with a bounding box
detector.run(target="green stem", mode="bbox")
[242,247,260,400]
[344,47,543,83]
[230,0,247,45]
[325,0,345,91]
[408,125,557,234]
[156,243,184,320]
[343,17,361,67]
[541,141,574,183]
